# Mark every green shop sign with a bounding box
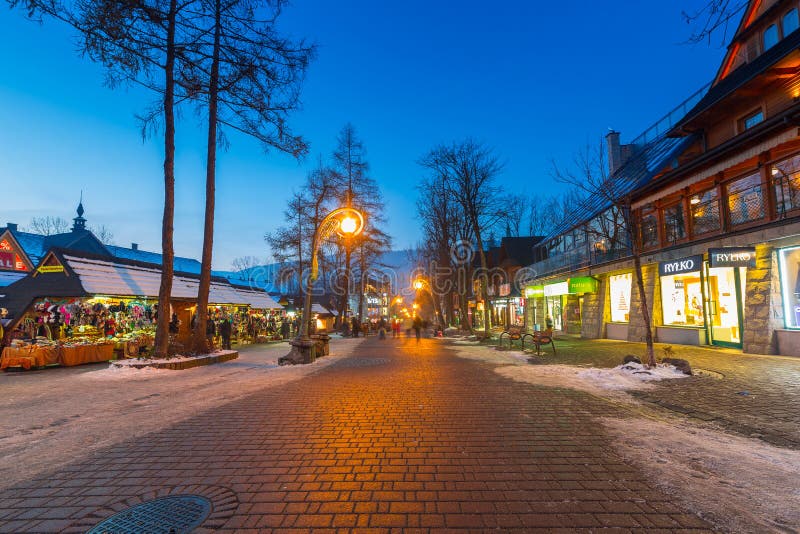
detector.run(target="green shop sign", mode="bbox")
[524,285,544,298]
[568,276,598,294]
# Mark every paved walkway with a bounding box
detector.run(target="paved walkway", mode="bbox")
[524,336,800,448]
[0,337,711,532]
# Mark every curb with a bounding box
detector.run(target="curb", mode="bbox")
[111,351,239,371]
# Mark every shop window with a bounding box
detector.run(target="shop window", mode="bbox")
[764,24,779,50]
[639,208,658,249]
[772,154,800,216]
[690,189,721,235]
[661,272,705,326]
[784,8,800,35]
[727,172,765,225]
[740,109,764,131]
[779,246,800,328]
[609,273,632,323]
[663,202,686,244]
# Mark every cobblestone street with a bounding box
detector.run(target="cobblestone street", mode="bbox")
[0,337,713,532]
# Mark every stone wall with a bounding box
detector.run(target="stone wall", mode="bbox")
[581,276,606,339]
[628,263,661,343]
[743,244,779,354]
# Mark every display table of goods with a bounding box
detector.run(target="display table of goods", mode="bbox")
[0,339,60,370]
[113,331,155,358]
[58,338,115,367]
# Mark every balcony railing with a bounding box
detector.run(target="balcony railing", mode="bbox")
[529,246,631,279]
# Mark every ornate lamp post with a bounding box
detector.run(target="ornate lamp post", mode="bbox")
[281,206,364,365]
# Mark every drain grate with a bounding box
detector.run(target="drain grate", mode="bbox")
[335,357,389,368]
[87,495,212,534]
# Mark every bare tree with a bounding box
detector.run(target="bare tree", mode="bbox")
[682,0,747,45]
[552,141,656,366]
[189,0,314,353]
[12,0,198,357]
[419,139,504,339]
[231,255,263,273]
[330,124,390,328]
[90,224,115,245]
[26,216,69,235]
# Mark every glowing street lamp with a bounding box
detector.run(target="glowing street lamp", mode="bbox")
[282,206,364,364]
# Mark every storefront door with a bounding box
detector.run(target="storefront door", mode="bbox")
[705,265,746,348]
[545,296,563,331]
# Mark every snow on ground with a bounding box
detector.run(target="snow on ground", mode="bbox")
[452,343,687,396]
[451,342,799,533]
[110,349,239,367]
[603,416,800,533]
[0,338,363,489]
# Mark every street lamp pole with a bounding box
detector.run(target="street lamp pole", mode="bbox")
[281,206,364,365]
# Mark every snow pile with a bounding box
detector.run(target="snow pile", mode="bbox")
[111,349,238,367]
[576,362,689,390]
[451,343,687,396]
[81,364,169,380]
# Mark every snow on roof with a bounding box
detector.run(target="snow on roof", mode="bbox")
[0,271,27,287]
[106,245,202,274]
[65,254,199,299]
[311,303,336,316]
[230,288,281,309]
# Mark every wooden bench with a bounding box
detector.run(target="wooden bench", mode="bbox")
[499,326,524,348]
[529,328,556,356]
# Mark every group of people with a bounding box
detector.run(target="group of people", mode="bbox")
[342,316,430,341]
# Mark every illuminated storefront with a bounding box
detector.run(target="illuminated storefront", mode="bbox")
[543,281,568,331]
[660,255,705,328]
[779,246,800,329]
[658,249,752,348]
[608,273,632,323]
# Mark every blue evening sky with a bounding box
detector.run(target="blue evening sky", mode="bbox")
[0,1,727,269]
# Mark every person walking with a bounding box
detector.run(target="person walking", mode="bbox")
[351,316,360,338]
[391,319,400,338]
[206,318,216,349]
[378,317,387,340]
[220,317,232,350]
[412,315,423,342]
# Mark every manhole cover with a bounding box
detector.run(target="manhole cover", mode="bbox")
[335,357,389,368]
[87,495,212,534]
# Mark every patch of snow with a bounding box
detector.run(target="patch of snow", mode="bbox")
[603,417,800,533]
[451,343,686,396]
[110,349,238,367]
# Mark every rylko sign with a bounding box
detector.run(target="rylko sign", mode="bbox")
[708,247,756,268]
[659,255,703,276]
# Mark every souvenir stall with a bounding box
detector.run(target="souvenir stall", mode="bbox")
[1,250,200,369]
[1,296,156,369]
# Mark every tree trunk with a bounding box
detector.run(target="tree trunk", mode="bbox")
[474,231,490,339]
[192,0,221,354]
[632,251,656,366]
[154,0,178,359]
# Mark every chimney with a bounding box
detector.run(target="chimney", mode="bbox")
[606,130,622,175]
[131,243,139,250]
[6,223,17,232]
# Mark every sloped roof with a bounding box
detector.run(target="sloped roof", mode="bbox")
[10,231,47,265]
[673,28,800,132]
[106,245,202,275]
[542,133,696,242]
[0,272,26,287]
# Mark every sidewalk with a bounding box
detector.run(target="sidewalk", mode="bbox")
[518,336,800,449]
[0,337,712,532]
